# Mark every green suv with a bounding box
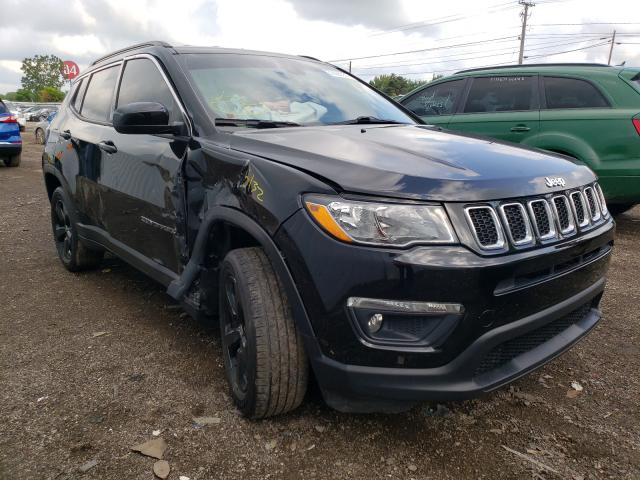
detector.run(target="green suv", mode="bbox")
[401,63,640,214]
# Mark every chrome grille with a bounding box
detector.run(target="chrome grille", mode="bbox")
[464,182,606,251]
[500,203,532,245]
[584,187,600,222]
[570,191,589,228]
[552,195,575,235]
[465,207,504,249]
[595,183,608,217]
[528,199,556,240]
[584,186,601,222]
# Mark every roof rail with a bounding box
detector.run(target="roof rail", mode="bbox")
[298,55,322,62]
[455,63,610,74]
[91,41,172,66]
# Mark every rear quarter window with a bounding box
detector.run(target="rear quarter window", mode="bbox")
[0,100,8,114]
[543,76,609,109]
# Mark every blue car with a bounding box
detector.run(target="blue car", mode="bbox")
[0,99,21,167]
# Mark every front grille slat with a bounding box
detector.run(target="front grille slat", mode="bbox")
[552,195,575,235]
[465,207,504,249]
[528,199,556,240]
[583,187,601,222]
[570,191,589,227]
[500,203,532,245]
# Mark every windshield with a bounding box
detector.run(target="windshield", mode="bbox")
[178,53,415,127]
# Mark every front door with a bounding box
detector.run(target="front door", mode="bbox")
[448,74,540,144]
[100,57,188,273]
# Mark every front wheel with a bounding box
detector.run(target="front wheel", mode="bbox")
[219,247,308,419]
[50,187,103,271]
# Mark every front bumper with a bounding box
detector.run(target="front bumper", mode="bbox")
[276,209,614,411]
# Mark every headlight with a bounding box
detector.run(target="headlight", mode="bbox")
[304,195,457,247]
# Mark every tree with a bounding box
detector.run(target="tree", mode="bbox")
[39,86,65,102]
[369,74,427,97]
[20,54,64,100]
[14,89,32,101]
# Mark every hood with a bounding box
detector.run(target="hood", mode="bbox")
[228,124,595,202]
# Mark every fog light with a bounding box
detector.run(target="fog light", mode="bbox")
[368,313,384,333]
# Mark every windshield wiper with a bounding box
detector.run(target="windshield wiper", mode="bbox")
[331,116,409,125]
[215,118,301,129]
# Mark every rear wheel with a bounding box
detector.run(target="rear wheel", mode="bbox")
[3,154,21,167]
[219,247,308,419]
[50,187,103,271]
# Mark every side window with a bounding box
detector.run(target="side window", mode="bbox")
[81,66,119,122]
[464,76,535,113]
[117,58,178,122]
[543,77,609,109]
[403,80,465,116]
[72,78,87,112]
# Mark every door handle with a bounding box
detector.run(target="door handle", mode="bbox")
[510,125,531,132]
[60,130,72,140]
[97,141,117,154]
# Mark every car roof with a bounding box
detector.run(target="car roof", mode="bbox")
[89,40,322,70]
[453,63,624,76]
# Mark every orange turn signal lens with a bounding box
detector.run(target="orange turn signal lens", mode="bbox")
[305,201,353,243]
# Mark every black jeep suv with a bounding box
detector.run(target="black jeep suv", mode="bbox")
[42,41,614,418]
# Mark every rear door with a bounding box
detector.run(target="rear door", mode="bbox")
[58,64,120,227]
[447,74,540,143]
[400,79,467,126]
[101,55,188,273]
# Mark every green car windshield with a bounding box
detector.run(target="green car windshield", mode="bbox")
[178,53,415,127]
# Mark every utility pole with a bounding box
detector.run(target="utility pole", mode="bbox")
[349,61,352,73]
[518,1,535,65]
[607,30,617,65]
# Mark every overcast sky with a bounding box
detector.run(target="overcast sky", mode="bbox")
[1,0,639,94]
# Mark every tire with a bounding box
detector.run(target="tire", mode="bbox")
[3,154,21,167]
[35,128,45,145]
[50,187,103,272]
[219,247,308,419]
[609,203,636,216]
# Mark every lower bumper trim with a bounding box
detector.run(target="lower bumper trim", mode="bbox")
[311,278,605,412]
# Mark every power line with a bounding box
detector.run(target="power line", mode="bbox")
[524,40,610,59]
[352,37,606,70]
[368,1,518,37]
[530,22,640,26]
[355,40,611,78]
[329,35,519,63]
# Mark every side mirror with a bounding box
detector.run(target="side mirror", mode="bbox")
[113,102,180,135]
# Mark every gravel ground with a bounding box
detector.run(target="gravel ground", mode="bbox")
[1,126,639,480]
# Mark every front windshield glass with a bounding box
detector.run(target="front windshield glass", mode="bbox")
[178,53,415,126]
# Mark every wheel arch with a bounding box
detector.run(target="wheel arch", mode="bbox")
[524,132,600,168]
[43,171,62,201]
[167,206,320,348]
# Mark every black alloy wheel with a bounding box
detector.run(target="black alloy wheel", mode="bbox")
[52,198,73,263]
[221,271,250,401]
